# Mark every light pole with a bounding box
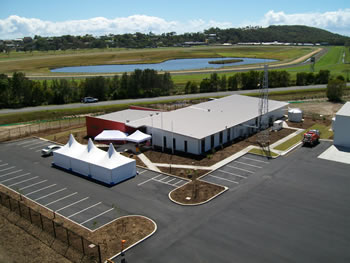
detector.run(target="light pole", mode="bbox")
[150,114,153,149]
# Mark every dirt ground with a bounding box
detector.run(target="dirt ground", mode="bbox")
[170,180,225,205]
[286,116,332,129]
[0,185,155,263]
[144,128,296,167]
[289,101,344,117]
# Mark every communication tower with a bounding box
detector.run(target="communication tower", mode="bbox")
[257,65,271,157]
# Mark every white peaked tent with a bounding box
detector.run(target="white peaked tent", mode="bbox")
[127,130,152,143]
[53,135,136,185]
[94,130,127,141]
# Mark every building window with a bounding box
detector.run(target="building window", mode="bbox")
[184,140,188,153]
[163,136,167,149]
[211,135,215,148]
[219,132,223,144]
[227,128,230,141]
[173,138,176,151]
[201,139,205,153]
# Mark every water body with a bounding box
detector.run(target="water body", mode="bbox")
[51,57,276,73]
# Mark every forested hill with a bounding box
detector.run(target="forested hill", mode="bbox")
[204,25,350,45]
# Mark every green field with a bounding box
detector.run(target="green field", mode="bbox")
[0,45,315,74]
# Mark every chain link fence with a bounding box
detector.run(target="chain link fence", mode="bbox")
[0,117,86,142]
[0,191,101,263]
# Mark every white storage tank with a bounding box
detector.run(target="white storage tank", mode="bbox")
[288,108,303,122]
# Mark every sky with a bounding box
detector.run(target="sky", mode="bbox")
[1,0,350,39]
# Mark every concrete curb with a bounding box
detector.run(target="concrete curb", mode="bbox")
[280,141,303,156]
[107,215,157,263]
[168,184,228,206]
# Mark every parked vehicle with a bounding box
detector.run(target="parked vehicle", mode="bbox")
[41,145,62,156]
[302,129,320,146]
[81,97,98,103]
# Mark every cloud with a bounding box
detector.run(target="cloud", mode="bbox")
[0,15,233,39]
[260,9,350,35]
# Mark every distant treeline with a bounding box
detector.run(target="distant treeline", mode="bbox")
[185,70,332,94]
[0,69,173,108]
[2,25,349,53]
[0,69,338,109]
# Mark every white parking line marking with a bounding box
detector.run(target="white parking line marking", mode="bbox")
[0,163,8,167]
[29,143,51,150]
[67,202,102,219]
[8,176,39,187]
[218,169,247,179]
[159,176,170,181]
[165,178,177,184]
[241,156,269,164]
[234,161,262,169]
[138,174,163,186]
[226,165,254,173]
[80,208,114,225]
[55,197,89,212]
[44,192,78,206]
[0,170,23,178]
[17,139,37,146]
[0,166,15,172]
[25,184,56,196]
[19,180,48,191]
[0,173,31,183]
[22,141,46,147]
[209,174,239,184]
[173,180,185,185]
[138,170,147,175]
[34,188,67,201]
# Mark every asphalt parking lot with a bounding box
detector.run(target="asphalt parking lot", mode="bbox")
[137,167,188,188]
[202,153,271,188]
[2,138,350,263]
[0,138,128,231]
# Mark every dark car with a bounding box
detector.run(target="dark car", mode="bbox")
[81,97,98,103]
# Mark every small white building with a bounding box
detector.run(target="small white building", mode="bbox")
[333,102,350,148]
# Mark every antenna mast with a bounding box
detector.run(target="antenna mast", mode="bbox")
[257,65,271,158]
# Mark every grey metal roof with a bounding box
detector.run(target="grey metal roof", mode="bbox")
[336,102,350,117]
[98,109,160,123]
[127,95,288,139]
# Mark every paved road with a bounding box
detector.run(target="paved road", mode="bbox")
[0,84,335,115]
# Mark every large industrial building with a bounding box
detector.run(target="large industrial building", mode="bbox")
[86,95,288,155]
[333,102,350,148]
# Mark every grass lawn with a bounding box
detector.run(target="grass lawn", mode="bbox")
[273,123,333,151]
[248,148,279,157]
[0,46,315,74]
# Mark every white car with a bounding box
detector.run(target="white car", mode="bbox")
[41,145,62,156]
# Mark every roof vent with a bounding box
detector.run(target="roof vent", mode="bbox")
[126,120,130,123]
[208,109,211,112]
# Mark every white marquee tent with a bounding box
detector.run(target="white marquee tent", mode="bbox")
[53,134,136,185]
[94,130,127,141]
[126,130,152,143]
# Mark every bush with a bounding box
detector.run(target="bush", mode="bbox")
[326,79,346,102]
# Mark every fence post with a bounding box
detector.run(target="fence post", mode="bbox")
[28,207,32,223]
[8,196,12,210]
[66,228,70,246]
[39,213,44,230]
[18,200,22,217]
[52,220,57,238]
[81,236,85,255]
[98,244,102,263]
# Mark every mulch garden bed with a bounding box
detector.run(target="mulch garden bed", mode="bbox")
[169,180,226,205]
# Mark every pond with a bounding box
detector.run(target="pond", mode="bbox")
[51,57,277,73]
